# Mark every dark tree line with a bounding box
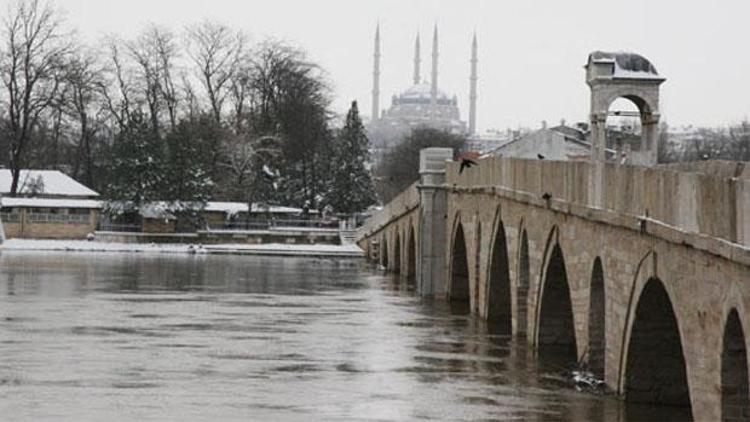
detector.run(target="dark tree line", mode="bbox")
[0,0,377,217]
[659,121,750,163]
[375,127,467,203]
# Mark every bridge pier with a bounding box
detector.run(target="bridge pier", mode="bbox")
[417,148,452,297]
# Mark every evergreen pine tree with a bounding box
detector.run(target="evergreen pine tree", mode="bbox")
[105,111,166,217]
[327,101,377,214]
[164,119,215,229]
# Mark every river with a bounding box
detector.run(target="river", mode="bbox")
[0,251,690,421]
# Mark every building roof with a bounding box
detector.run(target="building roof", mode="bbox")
[550,125,586,142]
[110,201,310,220]
[0,170,99,198]
[204,202,308,215]
[1,197,102,209]
[587,51,662,80]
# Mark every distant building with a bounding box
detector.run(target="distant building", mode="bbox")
[466,129,518,154]
[200,202,314,232]
[489,124,617,161]
[0,170,101,239]
[105,201,315,234]
[489,126,587,161]
[367,25,478,148]
[485,116,667,163]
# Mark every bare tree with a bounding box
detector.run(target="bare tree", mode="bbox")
[61,47,105,186]
[98,37,134,132]
[185,20,245,125]
[728,120,750,162]
[180,72,198,121]
[0,0,72,196]
[127,25,180,132]
[228,56,254,133]
[151,27,179,130]
[220,131,281,222]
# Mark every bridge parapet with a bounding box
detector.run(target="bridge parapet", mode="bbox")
[356,181,420,243]
[447,157,750,246]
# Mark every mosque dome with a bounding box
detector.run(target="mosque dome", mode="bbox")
[394,82,454,106]
[399,83,449,101]
[367,25,476,146]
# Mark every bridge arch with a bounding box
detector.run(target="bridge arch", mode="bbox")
[380,234,389,269]
[721,307,749,422]
[486,206,511,333]
[534,226,578,363]
[406,224,417,284]
[474,216,482,314]
[393,230,401,274]
[449,214,470,305]
[622,273,691,413]
[588,257,606,379]
[516,223,530,338]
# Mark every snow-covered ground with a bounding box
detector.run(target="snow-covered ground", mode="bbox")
[0,239,364,258]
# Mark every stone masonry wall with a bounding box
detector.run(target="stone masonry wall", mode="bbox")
[3,210,99,239]
[359,156,750,420]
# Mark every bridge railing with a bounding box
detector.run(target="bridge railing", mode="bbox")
[356,181,420,241]
[447,156,750,245]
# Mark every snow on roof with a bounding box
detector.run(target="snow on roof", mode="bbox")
[139,202,177,219]
[117,201,308,219]
[588,51,663,80]
[204,201,306,215]
[252,204,305,214]
[1,197,102,209]
[0,169,99,197]
[612,67,664,80]
[204,201,248,215]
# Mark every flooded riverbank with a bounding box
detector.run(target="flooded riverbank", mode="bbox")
[0,252,689,421]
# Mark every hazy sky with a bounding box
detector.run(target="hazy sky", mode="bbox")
[15,0,750,131]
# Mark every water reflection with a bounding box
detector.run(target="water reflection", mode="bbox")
[0,251,686,421]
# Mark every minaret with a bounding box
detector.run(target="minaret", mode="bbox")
[469,32,478,135]
[413,32,421,85]
[430,24,438,108]
[372,24,381,122]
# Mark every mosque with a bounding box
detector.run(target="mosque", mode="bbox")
[367,25,478,148]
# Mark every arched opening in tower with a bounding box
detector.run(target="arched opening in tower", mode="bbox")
[517,230,530,337]
[606,97,646,164]
[487,220,511,334]
[406,227,416,285]
[588,257,606,379]
[393,232,401,274]
[722,308,749,422]
[381,236,389,270]
[537,244,577,363]
[450,223,470,305]
[625,278,691,415]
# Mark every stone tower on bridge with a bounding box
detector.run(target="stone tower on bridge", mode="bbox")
[586,51,665,166]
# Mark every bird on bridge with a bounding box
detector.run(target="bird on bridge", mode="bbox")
[537,154,546,160]
[459,158,478,174]
[459,151,480,174]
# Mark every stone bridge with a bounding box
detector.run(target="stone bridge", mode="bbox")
[357,151,750,421]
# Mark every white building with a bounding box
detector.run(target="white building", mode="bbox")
[0,169,102,239]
